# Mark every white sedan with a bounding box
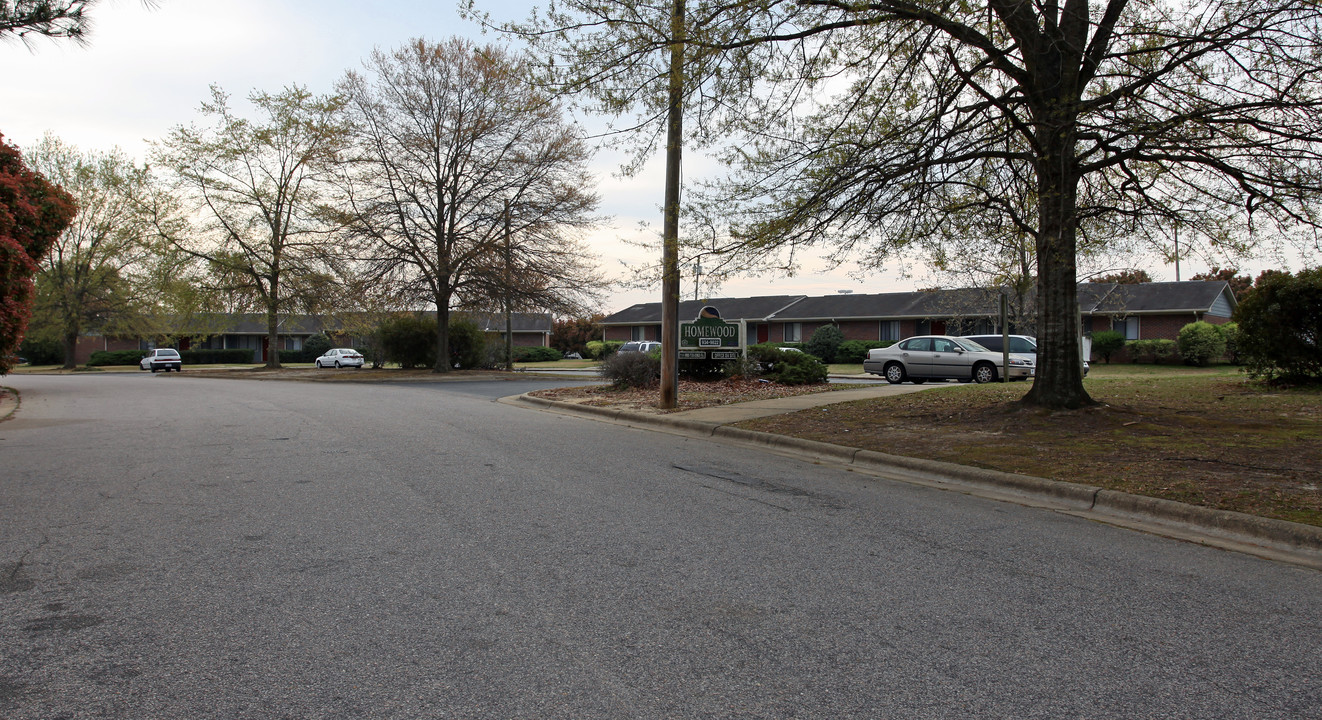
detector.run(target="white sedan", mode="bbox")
[314,348,364,369]
[864,335,1034,384]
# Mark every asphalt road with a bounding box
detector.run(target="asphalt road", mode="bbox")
[2,373,1320,719]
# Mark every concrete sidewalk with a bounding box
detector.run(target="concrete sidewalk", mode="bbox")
[669,381,938,423]
[508,386,1322,571]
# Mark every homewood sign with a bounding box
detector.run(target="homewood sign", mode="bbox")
[679,306,742,360]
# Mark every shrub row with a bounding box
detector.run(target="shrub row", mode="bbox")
[512,346,564,363]
[181,348,257,365]
[1091,322,1238,366]
[88,348,266,366]
[87,349,148,366]
[836,340,896,363]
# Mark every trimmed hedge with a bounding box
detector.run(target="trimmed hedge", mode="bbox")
[90,348,260,366]
[181,348,257,365]
[87,349,148,366]
[1127,338,1177,364]
[836,340,896,363]
[278,348,313,364]
[513,345,564,363]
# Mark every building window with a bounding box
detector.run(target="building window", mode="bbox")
[879,321,900,341]
[783,323,802,342]
[631,326,645,341]
[1115,317,1140,340]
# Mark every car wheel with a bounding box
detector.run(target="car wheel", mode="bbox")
[334,361,341,369]
[150,366,158,373]
[973,362,997,384]
[884,362,906,385]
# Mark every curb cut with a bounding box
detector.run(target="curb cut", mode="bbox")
[511,393,1322,570]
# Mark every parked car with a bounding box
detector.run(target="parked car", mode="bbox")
[961,334,1089,376]
[315,348,364,369]
[618,341,662,354]
[139,348,183,373]
[863,335,1034,384]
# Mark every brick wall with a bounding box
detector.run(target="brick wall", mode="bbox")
[838,321,878,341]
[74,336,140,365]
[1138,313,1204,341]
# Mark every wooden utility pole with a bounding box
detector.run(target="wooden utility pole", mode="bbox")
[659,0,685,409]
[504,199,513,371]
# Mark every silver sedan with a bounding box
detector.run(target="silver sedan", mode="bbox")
[314,348,365,369]
[863,335,1034,384]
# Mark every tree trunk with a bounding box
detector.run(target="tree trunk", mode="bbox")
[61,329,78,370]
[265,304,281,369]
[1023,114,1094,410]
[433,289,452,373]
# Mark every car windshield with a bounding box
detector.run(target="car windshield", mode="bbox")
[157,350,179,357]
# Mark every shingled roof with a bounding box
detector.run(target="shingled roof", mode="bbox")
[1081,281,1237,314]
[170,311,554,335]
[603,295,807,324]
[601,282,1235,324]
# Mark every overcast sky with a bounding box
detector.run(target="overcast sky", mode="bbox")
[2,1,1282,314]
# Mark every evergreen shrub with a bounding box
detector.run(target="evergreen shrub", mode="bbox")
[1177,321,1227,366]
[1235,267,1322,382]
[1090,330,1126,363]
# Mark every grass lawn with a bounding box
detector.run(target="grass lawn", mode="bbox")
[737,365,1322,527]
[515,359,598,370]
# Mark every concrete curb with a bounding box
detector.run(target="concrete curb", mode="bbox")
[0,386,17,423]
[511,393,1322,570]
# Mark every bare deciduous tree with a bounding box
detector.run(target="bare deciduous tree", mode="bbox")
[333,38,601,373]
[150,84,348,368]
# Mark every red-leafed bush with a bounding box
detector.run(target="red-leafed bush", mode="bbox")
[1,134,76,374]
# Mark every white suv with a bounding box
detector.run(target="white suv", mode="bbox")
[618,341,661,354]
[961,334,1089,376]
